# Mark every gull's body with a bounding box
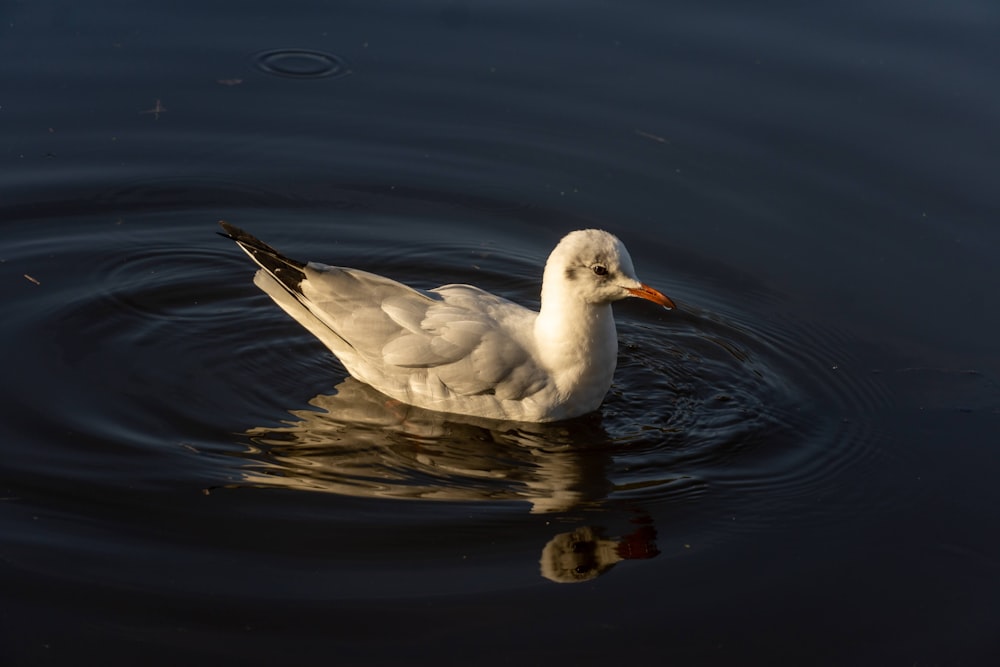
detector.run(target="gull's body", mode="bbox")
[220,222,673,422]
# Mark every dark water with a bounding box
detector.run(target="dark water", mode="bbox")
[2,0,999,664]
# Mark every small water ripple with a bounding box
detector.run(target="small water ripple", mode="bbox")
[253,48,350,79]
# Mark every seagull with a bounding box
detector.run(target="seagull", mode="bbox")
[219,221,674,422]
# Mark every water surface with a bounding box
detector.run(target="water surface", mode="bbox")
[1,0,998,664]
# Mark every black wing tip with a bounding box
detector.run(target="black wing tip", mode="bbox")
[217,220,310,299]
[218,220,270,251]
[217,220,244,240]
[217,220,307,270]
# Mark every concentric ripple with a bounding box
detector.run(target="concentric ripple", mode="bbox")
[0,191,900,602]
[253,48,350,79]
[1,204,890,537]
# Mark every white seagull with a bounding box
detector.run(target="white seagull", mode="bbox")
[220,222,674,423]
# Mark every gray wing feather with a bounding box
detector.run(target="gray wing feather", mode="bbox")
[296,266,546,401]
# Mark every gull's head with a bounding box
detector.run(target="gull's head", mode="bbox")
[542,229,675,309]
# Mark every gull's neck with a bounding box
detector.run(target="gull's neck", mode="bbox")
[534,280,619,403]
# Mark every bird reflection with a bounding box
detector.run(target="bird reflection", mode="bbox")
[233,377,615,513]
[227,379,663,582]
[540,519,660,583]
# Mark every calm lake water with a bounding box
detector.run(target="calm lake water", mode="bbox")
[2,0,998,664]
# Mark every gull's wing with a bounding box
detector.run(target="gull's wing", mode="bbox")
[220,222,548,405]
[297,266,549,401]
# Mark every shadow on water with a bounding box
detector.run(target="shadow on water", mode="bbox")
[221,378,674,582]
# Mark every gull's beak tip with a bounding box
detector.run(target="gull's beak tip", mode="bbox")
[626,283,676,310]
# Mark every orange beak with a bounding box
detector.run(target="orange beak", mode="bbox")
[626,283,676,310]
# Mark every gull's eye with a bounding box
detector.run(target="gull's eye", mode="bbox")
[592,265,608,276]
